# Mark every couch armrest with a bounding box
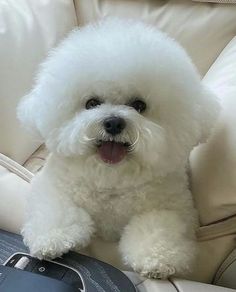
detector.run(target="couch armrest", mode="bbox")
[169,278,236,292]
[124,272,236,291]
[214,248,236,290]
[0,153,32,234]
[190,36,236,226]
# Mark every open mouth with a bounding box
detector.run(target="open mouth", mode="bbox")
[97,140,130,164]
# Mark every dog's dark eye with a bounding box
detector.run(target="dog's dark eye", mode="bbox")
[129,99,146,113]
[86,98,101,109]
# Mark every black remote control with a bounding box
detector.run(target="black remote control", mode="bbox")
[3,252,137,292]
[0,265,78,292]
[4,253,84,291]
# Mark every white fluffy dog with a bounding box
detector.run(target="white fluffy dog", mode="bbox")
[18,19,220,279]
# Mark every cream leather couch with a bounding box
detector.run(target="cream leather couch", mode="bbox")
[1,0,236,291]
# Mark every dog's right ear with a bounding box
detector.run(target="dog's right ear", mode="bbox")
[17,90,42,138]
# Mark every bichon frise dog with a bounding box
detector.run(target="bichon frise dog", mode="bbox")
[18,18,220,279]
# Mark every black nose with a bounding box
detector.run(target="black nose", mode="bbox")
[103,116,126,135]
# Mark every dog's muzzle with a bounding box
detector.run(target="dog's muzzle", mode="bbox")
[96,116,129,164]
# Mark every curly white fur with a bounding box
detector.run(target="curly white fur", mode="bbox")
[18,18,220,279]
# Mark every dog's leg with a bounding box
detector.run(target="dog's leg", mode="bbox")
[119,209,198,279]
[22,176,95,259]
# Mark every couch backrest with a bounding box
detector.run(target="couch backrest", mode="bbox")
[0,0,77,164]
[74,0,236,75]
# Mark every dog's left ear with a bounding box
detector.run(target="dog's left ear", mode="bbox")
[195,84,221,144]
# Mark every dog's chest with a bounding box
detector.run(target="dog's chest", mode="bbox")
[72,185,153,240]
[62,172,187,241]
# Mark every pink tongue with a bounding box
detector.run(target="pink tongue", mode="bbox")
[98,141,127,164]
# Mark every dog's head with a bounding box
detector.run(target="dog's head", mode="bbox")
[18,19,220,179]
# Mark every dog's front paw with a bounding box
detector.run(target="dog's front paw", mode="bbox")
[127,255,176,279]
[138,261,176,279]
[24,229,78,259]
[23,222,95,259]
